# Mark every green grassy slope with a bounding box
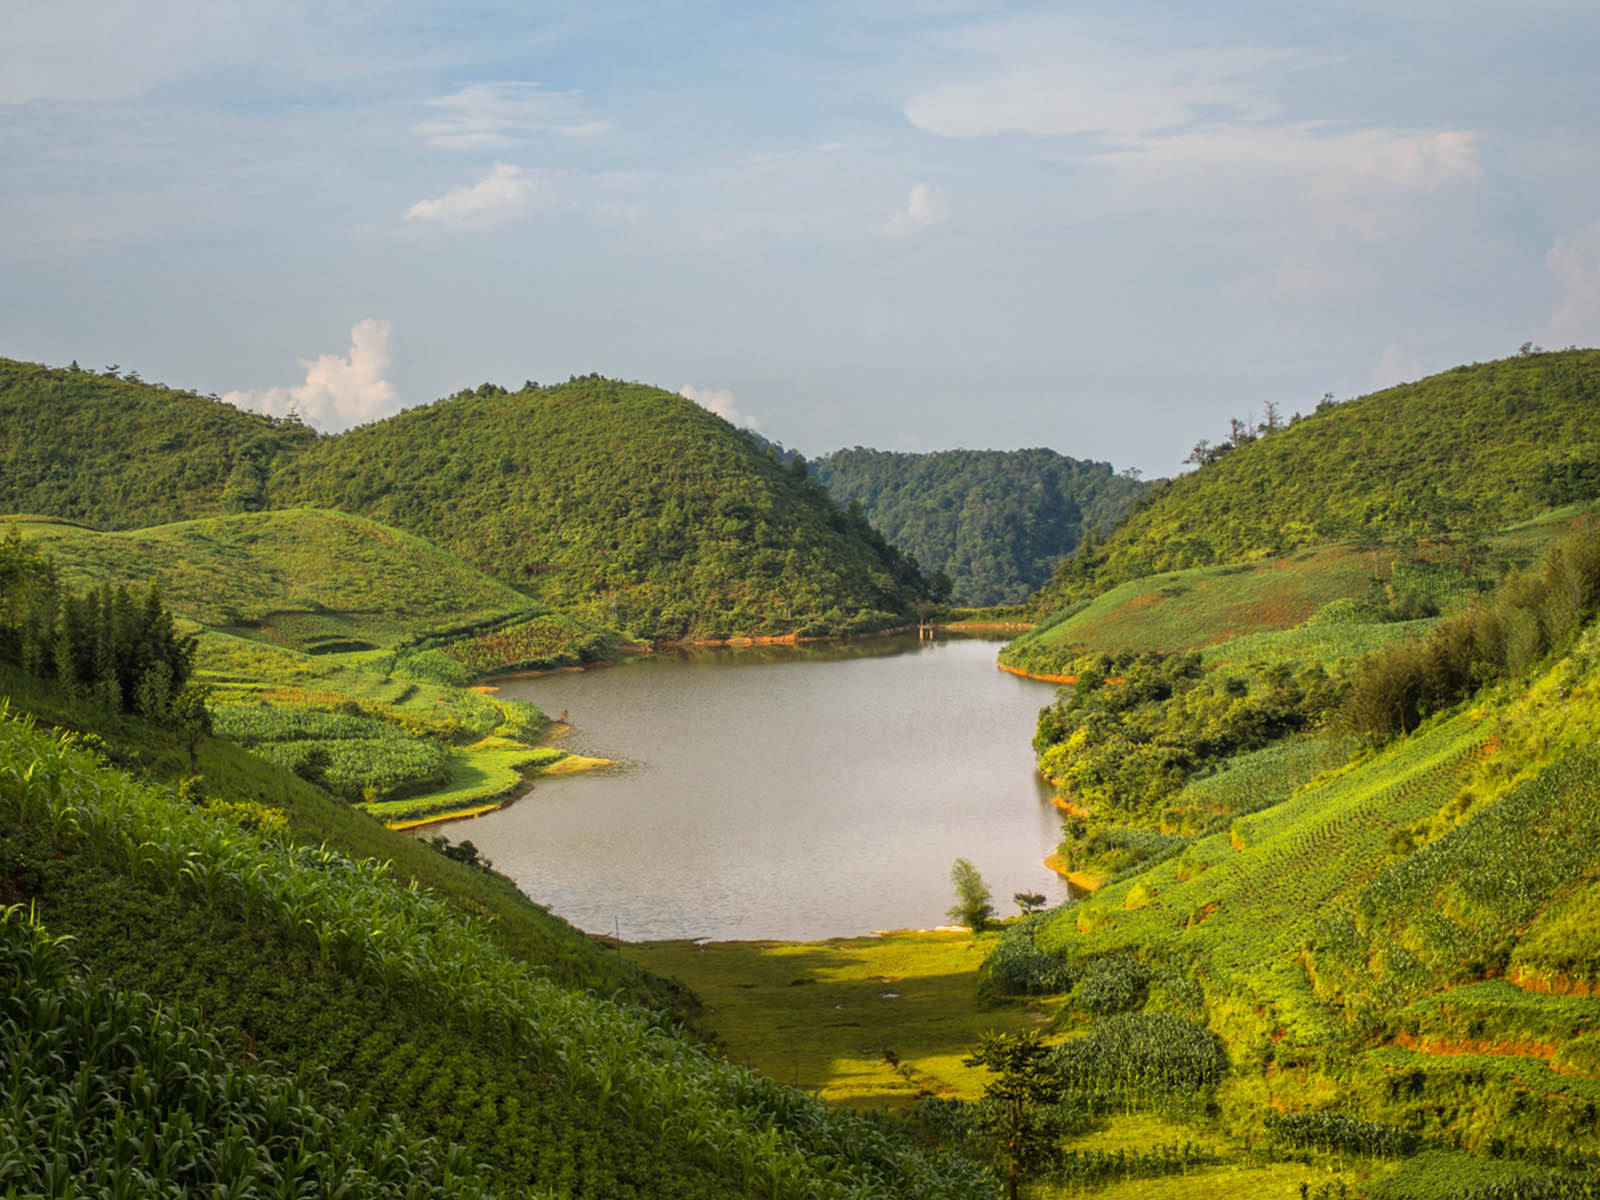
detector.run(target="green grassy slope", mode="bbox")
[271,377,932,639]
[0,358,316,526]
[1029,350,1600,615]
[4,511,615,821]
[995,586,1600,1184]
[11,509,550,650]
[812,447,1150,606]
[0,701,991,1198]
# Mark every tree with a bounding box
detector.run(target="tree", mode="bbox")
[1013,891,1046,916]
[948,858,994,931]
[964,1029,1068,1200]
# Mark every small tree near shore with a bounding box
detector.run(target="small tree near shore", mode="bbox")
[948,858,994,931]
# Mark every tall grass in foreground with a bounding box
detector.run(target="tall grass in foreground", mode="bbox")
[0,907,503,1199]
[0,702,991,1200]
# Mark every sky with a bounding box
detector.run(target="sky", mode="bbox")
[3,1,1598,478]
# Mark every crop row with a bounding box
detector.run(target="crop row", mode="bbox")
[0,704,990,1200]
[0,908,502,1199]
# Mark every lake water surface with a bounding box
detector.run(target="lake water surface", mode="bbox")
[437,634,1066,941]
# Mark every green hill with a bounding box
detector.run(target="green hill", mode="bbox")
[1028,350,1600,616]
[10,509,547,651]
[811,447,1150,606]
[0,360,935,640]
[272,378,932,639]
[0,686,989,1198]
[0,357,315,526]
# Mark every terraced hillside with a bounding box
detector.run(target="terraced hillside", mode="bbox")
[3,512,614,824]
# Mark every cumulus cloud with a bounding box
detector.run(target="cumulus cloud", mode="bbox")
[1543,220,1600,348]
[223,320,398,430]
[415,82,610,150]
[679,385,759,430]
[405,163,534,229]
[883,183,949,237]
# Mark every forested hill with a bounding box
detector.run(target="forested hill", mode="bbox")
[270,377,933,639]
[812,447,1150,606]
[0,361,935,640]
[1029,349,1600,613]
[0,357,316,526]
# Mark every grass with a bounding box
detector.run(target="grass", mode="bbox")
[7,512,620,822]
[1035,1160,1357,1200]
[629,929,1057,1111]
[1010,545,1405,662]
[12,508,540,649]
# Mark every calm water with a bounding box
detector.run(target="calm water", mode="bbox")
[436,634,1066,941]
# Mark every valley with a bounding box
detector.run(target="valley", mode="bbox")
[1,350,1598,1197]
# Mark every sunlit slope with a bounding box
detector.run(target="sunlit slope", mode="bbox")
[0,361,934,640]
[1030,620,1600,1157]
[1028,349,1600,616]
[10,509,562,651]
[0,357,315,527]
[0,707,991,1198]
[1005,504,1596,676]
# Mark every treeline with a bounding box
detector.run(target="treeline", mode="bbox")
[1032,649,1336,823]
[1341,521,1600,741]
[0,527,200,725]
[811,446,1150,606]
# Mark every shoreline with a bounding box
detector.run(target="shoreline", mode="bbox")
[379,750,613,832]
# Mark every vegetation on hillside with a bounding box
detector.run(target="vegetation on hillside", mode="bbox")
[1029,350,1600,614]
[0,358,316,527]
[0,704,992,1198]
[272,377,936,640]
[0,361,940,640]
[811,447,1149,606]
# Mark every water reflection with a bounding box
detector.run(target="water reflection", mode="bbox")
[438,634,1066,941]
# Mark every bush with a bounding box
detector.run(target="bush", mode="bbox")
[1074,955,1153,1015]
[979,917,1076,1000]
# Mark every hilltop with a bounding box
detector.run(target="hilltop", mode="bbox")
[0,357,314,526]
[0,361,935,640]
[1027,350,1600,617]
[810,447,1150,606]
[273,377,932,639]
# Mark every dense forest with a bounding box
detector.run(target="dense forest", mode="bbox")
[0,358,316,527]
[810,448,1149,606]
[0,361,937,640]
[1028,350,1600,613]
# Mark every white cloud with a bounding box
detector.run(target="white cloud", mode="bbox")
[405,163,535,229]
[883,183,949,237]
[679,385,759,430]
[905,43,1285,141]
[223,320,398,431]
[415,82,610,150]
[1543,220,1600,348]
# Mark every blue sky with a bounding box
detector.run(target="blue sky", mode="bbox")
[4,1,1598,476]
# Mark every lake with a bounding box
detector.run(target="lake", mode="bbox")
[436,633,1067,941]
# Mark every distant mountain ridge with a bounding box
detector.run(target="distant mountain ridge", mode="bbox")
[810,446,1150,606]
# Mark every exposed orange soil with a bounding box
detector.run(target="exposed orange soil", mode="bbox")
[999,663,1077,684]
[1393,1030,1571,1071]
[1052,797,1091,817]
[1508,965,1600,996]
